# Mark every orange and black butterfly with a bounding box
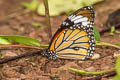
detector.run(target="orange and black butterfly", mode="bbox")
[41,6,95,60]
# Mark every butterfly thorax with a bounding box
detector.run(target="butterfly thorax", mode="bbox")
[41,49,57,59]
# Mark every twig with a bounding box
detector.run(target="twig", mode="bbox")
[0,44,48,50]
[70,68,115,76]
[96,42,120,49]
[87,71,116,80]
[0,50,42,64]
[43,0,52,42]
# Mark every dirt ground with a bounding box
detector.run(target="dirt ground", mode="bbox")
[0,0,120,80]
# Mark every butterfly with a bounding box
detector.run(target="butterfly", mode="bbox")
[41,6,95,60]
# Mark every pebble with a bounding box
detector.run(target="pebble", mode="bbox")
[85,66,96,72]
[91,53,100,60]
[113,50,120,58]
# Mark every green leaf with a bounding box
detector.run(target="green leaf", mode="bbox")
[70,67,115,75]
[113,76,120,80]
[30,0,39,11]
[22,3,31,9]
[32,22,42,28]
[0,37,11,45]
[22,0,39,11]
[70,68,86,75]
[0,35,40,46]
[37,0,103,16]
[116,57,120,75]
[110,26,115,36]
[93,26,100,42]
[0,52,3,57]
[115,42,120,46]
[113,57,120,80]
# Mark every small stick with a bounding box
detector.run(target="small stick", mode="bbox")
[87,71,116,80]
[0,44,41,49]
[0,50,42,64]
[70,68,115,76]
[96,42,120,49]
[43,0,52,42]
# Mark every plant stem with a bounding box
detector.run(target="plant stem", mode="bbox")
[70,68,115,75]
[43,0,52,42]
[96,42,120,49]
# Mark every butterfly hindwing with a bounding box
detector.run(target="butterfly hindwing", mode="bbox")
[48,6,95,60]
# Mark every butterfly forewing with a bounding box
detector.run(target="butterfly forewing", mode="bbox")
[48,6,95,60]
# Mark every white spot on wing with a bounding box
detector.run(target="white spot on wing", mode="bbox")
[68,15,74,19]
[88,6,91,9]
[71,15,83,21]
[62,22,66,25]
[74,17,88,24]
[82,21,90,26]
[66,23,69,25]
[71,15,76,19]
[90,25,93,27]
